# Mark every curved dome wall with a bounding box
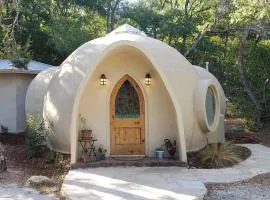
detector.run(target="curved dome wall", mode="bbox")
[25,24,226,163]
[193,66,226,144]
[25,67,58,115]
[43,34,196,158]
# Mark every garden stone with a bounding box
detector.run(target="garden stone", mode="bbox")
[26,176,57,188]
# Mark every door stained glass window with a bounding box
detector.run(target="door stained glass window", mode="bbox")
[115,80,140,118]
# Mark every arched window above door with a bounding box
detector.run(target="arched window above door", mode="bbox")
[115,80,140,118]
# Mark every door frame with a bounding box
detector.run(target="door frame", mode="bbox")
[109,74,146,156]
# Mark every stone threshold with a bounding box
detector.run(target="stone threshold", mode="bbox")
[71,157,187,169]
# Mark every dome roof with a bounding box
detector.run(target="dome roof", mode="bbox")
[107,24,147,37]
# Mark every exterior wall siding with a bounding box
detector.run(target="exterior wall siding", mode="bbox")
[0,73,35,133]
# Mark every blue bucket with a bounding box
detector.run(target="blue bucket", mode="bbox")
[156,150,164,160]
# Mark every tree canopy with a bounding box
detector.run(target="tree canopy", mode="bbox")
[0,0,269,129]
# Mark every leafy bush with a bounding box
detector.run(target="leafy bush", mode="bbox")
[225,101,243,118]
[226,98,263,132]
[44,149,65,164]
[0,124,8,134]
[45,149,56,164]
[199,142,241,168]
[26,113,53,158]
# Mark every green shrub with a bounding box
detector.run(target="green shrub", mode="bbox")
[225,101,242,118]
[26,113,53,158]
[226,98,264,132]
[45,149,56,164]
[199,142,241,168]
[0,124,8,134]
[44,149,65,164]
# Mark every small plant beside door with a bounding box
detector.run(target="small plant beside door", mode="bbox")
[96,145,107,161]
[79,114,92,140]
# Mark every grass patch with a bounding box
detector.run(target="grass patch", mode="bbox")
[188,142,251,169]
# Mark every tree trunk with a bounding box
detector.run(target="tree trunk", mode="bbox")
[237,29,261,112]
[184,30,207,56]
[106,12,111,33]
[182,0,190,51]
[0,142,7,172]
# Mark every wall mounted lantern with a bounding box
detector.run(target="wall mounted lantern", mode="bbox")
[100,74,107,85]
[145,73,152,85]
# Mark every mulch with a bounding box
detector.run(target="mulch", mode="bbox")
[5,145,70,180]
[226,132,261,144]
[0,134,70,194]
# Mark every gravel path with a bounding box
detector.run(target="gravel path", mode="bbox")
[0,184,56,200]
[205,184,270,200]
[204,172,270,200]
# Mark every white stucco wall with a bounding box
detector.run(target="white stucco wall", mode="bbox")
[78,47,178,157]
[26,67,58,115]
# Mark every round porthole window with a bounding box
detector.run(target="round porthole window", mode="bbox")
[195,80,220,133]
[205,87,216,126]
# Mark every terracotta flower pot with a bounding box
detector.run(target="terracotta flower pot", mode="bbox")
[81,130,92,140]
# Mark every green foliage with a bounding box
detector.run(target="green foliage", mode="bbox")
[199,142,241,168]
[0,124,8,134]
[0,0,32,68]
[0,0,269,127]
[226,97,263,131]
[44,149,64,164]
[46,3,106,59]
[26,113,53,158]
[97,145,107,155]
[9,38,32,69]
[45,149,56,164]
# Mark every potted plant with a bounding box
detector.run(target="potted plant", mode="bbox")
[79,115,92,140]
[96,145,107,161]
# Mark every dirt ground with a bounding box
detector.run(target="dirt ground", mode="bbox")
[0,134,70,198]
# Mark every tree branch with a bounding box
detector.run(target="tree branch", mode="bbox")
[184,30,207,57]
[237,28,261,112]
[184,28,237,56]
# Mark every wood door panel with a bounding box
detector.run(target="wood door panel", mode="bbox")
[110,75,145,155]
[115,127,141,145]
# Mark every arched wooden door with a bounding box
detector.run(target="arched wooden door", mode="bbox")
[110,75,145,155]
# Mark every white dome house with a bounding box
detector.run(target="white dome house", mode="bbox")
[26,24,225,164]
